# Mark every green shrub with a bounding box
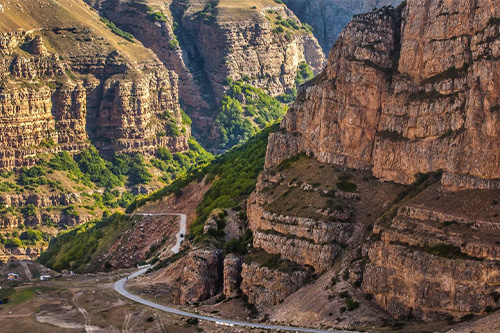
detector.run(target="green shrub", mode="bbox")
[20,228,43,245]
[223,230,253,256]
[100,17,134,42]
[38,213,130,272]
[21,204,37,217]
[336,180,357,192]
[295,62,314,86]
[147,7,168,22]
[77,146,122,189]
[216,81,286,149]
[4,237,22,248]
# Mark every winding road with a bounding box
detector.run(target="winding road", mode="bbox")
[114,213,348,333]
[134,212,186,254]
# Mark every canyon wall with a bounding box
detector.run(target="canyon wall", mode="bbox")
[283,0,402,53]
[266,0,500,189]
[87,0,325,137]
[0,0,189,170]
[254,0,500,322]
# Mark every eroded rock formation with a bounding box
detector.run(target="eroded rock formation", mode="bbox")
[86,0,325,136]
[266,0,500,189]
[0,0,189,169]
[283,0,402,53]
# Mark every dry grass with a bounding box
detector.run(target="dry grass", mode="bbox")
[0,0,157,62]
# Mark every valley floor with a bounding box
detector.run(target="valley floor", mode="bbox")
[0,265,498,333]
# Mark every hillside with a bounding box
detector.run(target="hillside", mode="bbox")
[4,0,500,332]
[38,123,277,272]
[258,0,500,324]
[38,0,500,331]
[0,0,213,261]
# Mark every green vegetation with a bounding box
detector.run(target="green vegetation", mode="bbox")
[223,230,253,256]
[424,244,472,260]
[40,124,276,271]
[295,62,314,86]
[340,291,360,311]
[77,146,122,188]
[276,153,309,172]
[216,81,287,148]
[244,250,304,273]
[199,2,217,23]
[336,175,357,192]
[278,62,314,103]
[146,6,168,22]
[38,213,131,272]
[100,17,134,42]
[190,125,277,240]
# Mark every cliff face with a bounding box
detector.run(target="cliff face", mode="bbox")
[0,0,189,170]
[283,0,402,53]
[86,0,325,138]
[253,0,500,323]
[267,0,500,189]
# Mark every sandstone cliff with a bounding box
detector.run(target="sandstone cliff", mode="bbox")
[86,0,325,139]
[266,0,500,189]
[0,0,189,170]
[253,0,500,323]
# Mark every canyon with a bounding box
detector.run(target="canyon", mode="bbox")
[85,0,326,143]
[284,0,402,53]
[2,0,500,332]
[0,0,189,170]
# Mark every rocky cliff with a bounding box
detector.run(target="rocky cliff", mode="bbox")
[267,0,500,189]
[283,0,402,53]
[86,0,325,139]
[0,0,189,170]
[254,0,500,323]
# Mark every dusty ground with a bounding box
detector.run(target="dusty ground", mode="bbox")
[0,261,268,332]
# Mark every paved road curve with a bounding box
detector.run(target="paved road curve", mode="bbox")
[134,213,186,254]
[115,213,352,333]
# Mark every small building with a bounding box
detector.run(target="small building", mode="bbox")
[40,275,51,281]
[7,273,20,281]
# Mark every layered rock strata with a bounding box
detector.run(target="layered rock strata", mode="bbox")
[266,0,500,189]
[240,262,310,309]
[283,0,402,53]
[363,204,500,320]
[0,0,190,169]
[223,253,244,298]
[86,0,325,135]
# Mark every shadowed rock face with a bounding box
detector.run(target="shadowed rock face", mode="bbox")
[267,0,500,189]
[284,0,402,53]
[363,203,500,321]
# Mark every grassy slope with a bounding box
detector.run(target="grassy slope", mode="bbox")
[0,0,155,62]
[38,123,278,272]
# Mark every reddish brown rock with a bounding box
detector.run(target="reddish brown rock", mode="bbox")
[266,0,500,189]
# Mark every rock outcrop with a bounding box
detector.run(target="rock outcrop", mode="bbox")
[86,0,325,138]
[266,0,500,189]
[283,0,402,53]
[244,0,500,324]
[363,203,500,321]
[175,248,223,305]
[223,253,244,298]
[0,0,190,170]
[240,261,310,309]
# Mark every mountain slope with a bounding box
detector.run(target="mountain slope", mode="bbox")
[255,0,500,323]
